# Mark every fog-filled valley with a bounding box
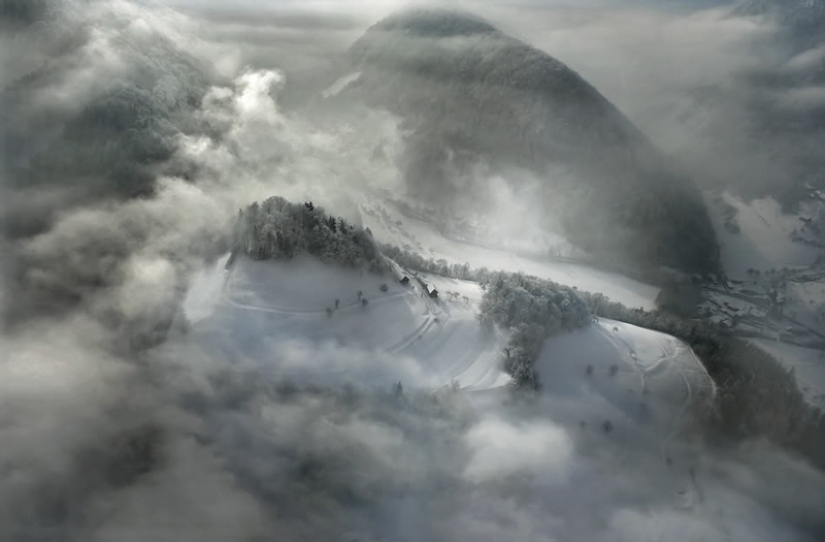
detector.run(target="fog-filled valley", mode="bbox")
[2,0,825,540]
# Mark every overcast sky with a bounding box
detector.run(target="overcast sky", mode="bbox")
[153,0,735,14]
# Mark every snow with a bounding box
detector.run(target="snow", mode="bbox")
[710,192,820,278]
[535,318,716,468]
[321,71,361,98]
[359,199,660,310]
[180,248,733,511]
[706,192,825,341]
[183,255,511,391]
[785,280,825,330]
[182,254,231,324]
[750,339,825,409]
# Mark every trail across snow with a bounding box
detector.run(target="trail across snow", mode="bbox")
[535,317,716,505]
[182,252,715,408]
[183,255,511,391]
[182,250,723,508]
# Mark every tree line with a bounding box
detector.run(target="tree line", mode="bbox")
[478,272,591,390]
[234,197,385,271]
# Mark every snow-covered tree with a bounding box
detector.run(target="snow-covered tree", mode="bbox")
[234,197,386,271]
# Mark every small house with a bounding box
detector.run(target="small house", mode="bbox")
[426,284,438,298]
[390,261,411,285]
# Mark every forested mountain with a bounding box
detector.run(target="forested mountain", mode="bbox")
[0,0,213,325]
[336,9,720,275]
[1,5,209,239]
[725,0,825,206]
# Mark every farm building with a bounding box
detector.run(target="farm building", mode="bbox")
[414,276,439,298]
[389,260,411,284]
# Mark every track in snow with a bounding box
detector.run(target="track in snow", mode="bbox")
[183,255,511,391]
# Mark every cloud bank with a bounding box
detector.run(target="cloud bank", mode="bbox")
[1,1,824,541]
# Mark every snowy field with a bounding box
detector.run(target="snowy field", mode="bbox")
[182,251,714,421]
[750,339,825,409]
[705,191,825,343]
[183,255,511,391]
[359,198,660,310]
[710,192,821,278]
[181,250,712,402]
[536,319,716,466]
[178,251,791,525]
[785,280,825,330]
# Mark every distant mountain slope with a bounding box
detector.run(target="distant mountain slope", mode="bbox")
[725,0,825,205]
[733,0,825,36]
[1,2,209,240]
[337,9,720,276]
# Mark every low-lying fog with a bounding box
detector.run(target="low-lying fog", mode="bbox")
[1,0,823,540]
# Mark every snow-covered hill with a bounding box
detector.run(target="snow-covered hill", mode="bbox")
[183,254,511,391]
[536,319,716,468]
[182,246,714,426]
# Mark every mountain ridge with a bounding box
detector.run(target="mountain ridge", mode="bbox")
[337,8,720,276]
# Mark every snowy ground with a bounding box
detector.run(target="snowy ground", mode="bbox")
[359,198,660,310]
[750,339,825,410]
[536,319,716,462]
[181,249,716,421]
[178,247,805,527]
[709,191,822,278]
[702,191,825,346]
[181,249,710,410]
[786,280,825,330]
[183,255,511,391]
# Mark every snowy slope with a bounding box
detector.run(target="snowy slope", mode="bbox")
[180,242,730,515]
[750,339,825,409]
[786,280,825,330]
[705,190,825,345]
[182,253,233,324]
[359,198,660,310]
[709,191,822,278]
[321,71,361,98]
[182,255,511,391]
[536,319,716,471]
